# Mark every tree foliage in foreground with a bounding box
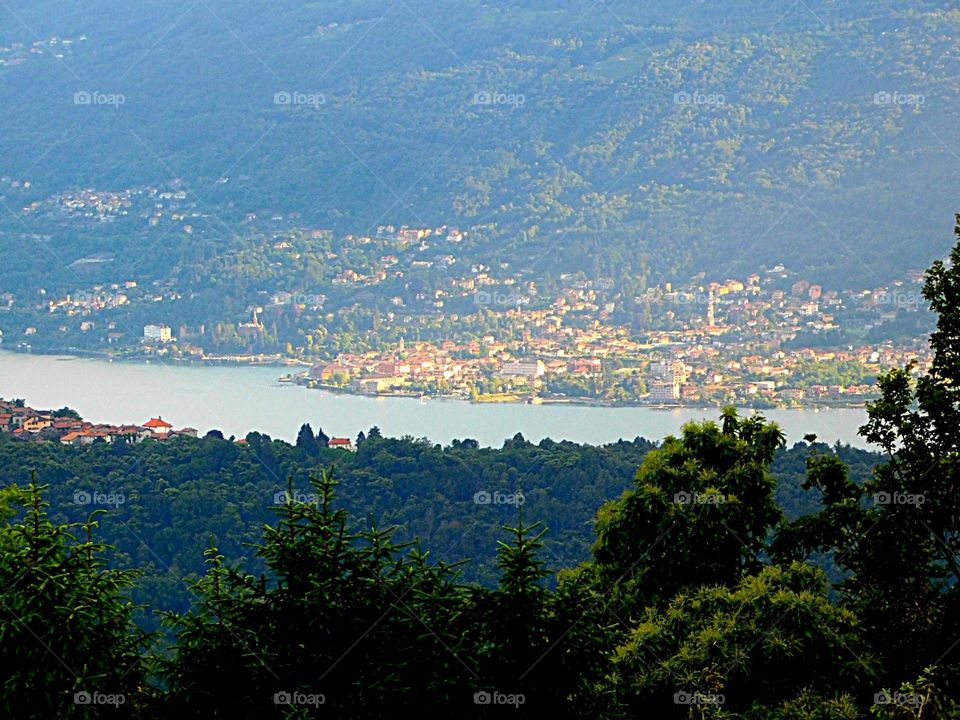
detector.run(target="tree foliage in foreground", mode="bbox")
[775,216,960,698]
[0,482,149,719]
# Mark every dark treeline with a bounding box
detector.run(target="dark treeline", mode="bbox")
[0,421,875,626]
[3,218,960,717]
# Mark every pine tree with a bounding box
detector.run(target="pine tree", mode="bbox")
[295,422,319,455]
[315,427,329,447]
[161,470,478,716]
[0,482,150,718]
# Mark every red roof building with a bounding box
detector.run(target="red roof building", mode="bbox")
[143,417,173,429]
[328,437,355,450]
[143,417,174,435]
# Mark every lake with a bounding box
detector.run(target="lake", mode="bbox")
[0,351,872,447]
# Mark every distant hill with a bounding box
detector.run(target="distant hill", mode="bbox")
[1,0,957,289]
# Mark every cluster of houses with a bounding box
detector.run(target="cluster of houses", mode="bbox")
[310,343,477,394]
[305,339,609,397]
[0,399,197,445]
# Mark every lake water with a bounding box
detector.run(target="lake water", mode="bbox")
[0,351,873,447]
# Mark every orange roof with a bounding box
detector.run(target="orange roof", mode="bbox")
[143,417,173,429]
[60,431,90,442]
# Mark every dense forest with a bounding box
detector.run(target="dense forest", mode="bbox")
[1,0,958,294]
[0,418,877,627]
[3,222,960,716]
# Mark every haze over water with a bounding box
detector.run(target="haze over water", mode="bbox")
[0,351,871,447]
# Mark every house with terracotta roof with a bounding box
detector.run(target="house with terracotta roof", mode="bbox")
[142,417,173,436]
[328,437,355,451]
[52,418,83,432]
[311,362,349,382]
[60,430,97,446]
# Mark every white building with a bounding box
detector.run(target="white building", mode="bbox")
[143,324,172,342]
[648,360,689,385]
[648,379,681,403]
[498,359,546,379]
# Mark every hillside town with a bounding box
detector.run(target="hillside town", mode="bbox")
[290,335,928,408]
[282,255,932,407]
[0,189,937,407]
[0,398,196,445]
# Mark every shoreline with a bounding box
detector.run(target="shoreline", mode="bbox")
[1,347,872,412]
[1,345,303,368]
[0,349,873,448]
[285,376,871,412]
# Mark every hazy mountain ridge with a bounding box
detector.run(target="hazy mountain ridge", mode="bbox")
[0,0,957,289]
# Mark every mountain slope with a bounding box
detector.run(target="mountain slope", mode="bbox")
[0,0,958,289]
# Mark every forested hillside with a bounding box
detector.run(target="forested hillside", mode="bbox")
[0,427,876,625]
[1,0,958,293]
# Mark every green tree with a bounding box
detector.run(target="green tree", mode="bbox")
[161,470,478,716]
[774,218,960,692]
[608,562,875,717]
[295,422,319,456]
[315,426,329,447]
[52,407,82,419]
[0,482,150,718]
[478,516,551,713]
[592,410,785,611]
[475,514,618,718]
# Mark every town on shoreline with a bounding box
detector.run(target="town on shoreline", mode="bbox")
[0,215,934,410]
